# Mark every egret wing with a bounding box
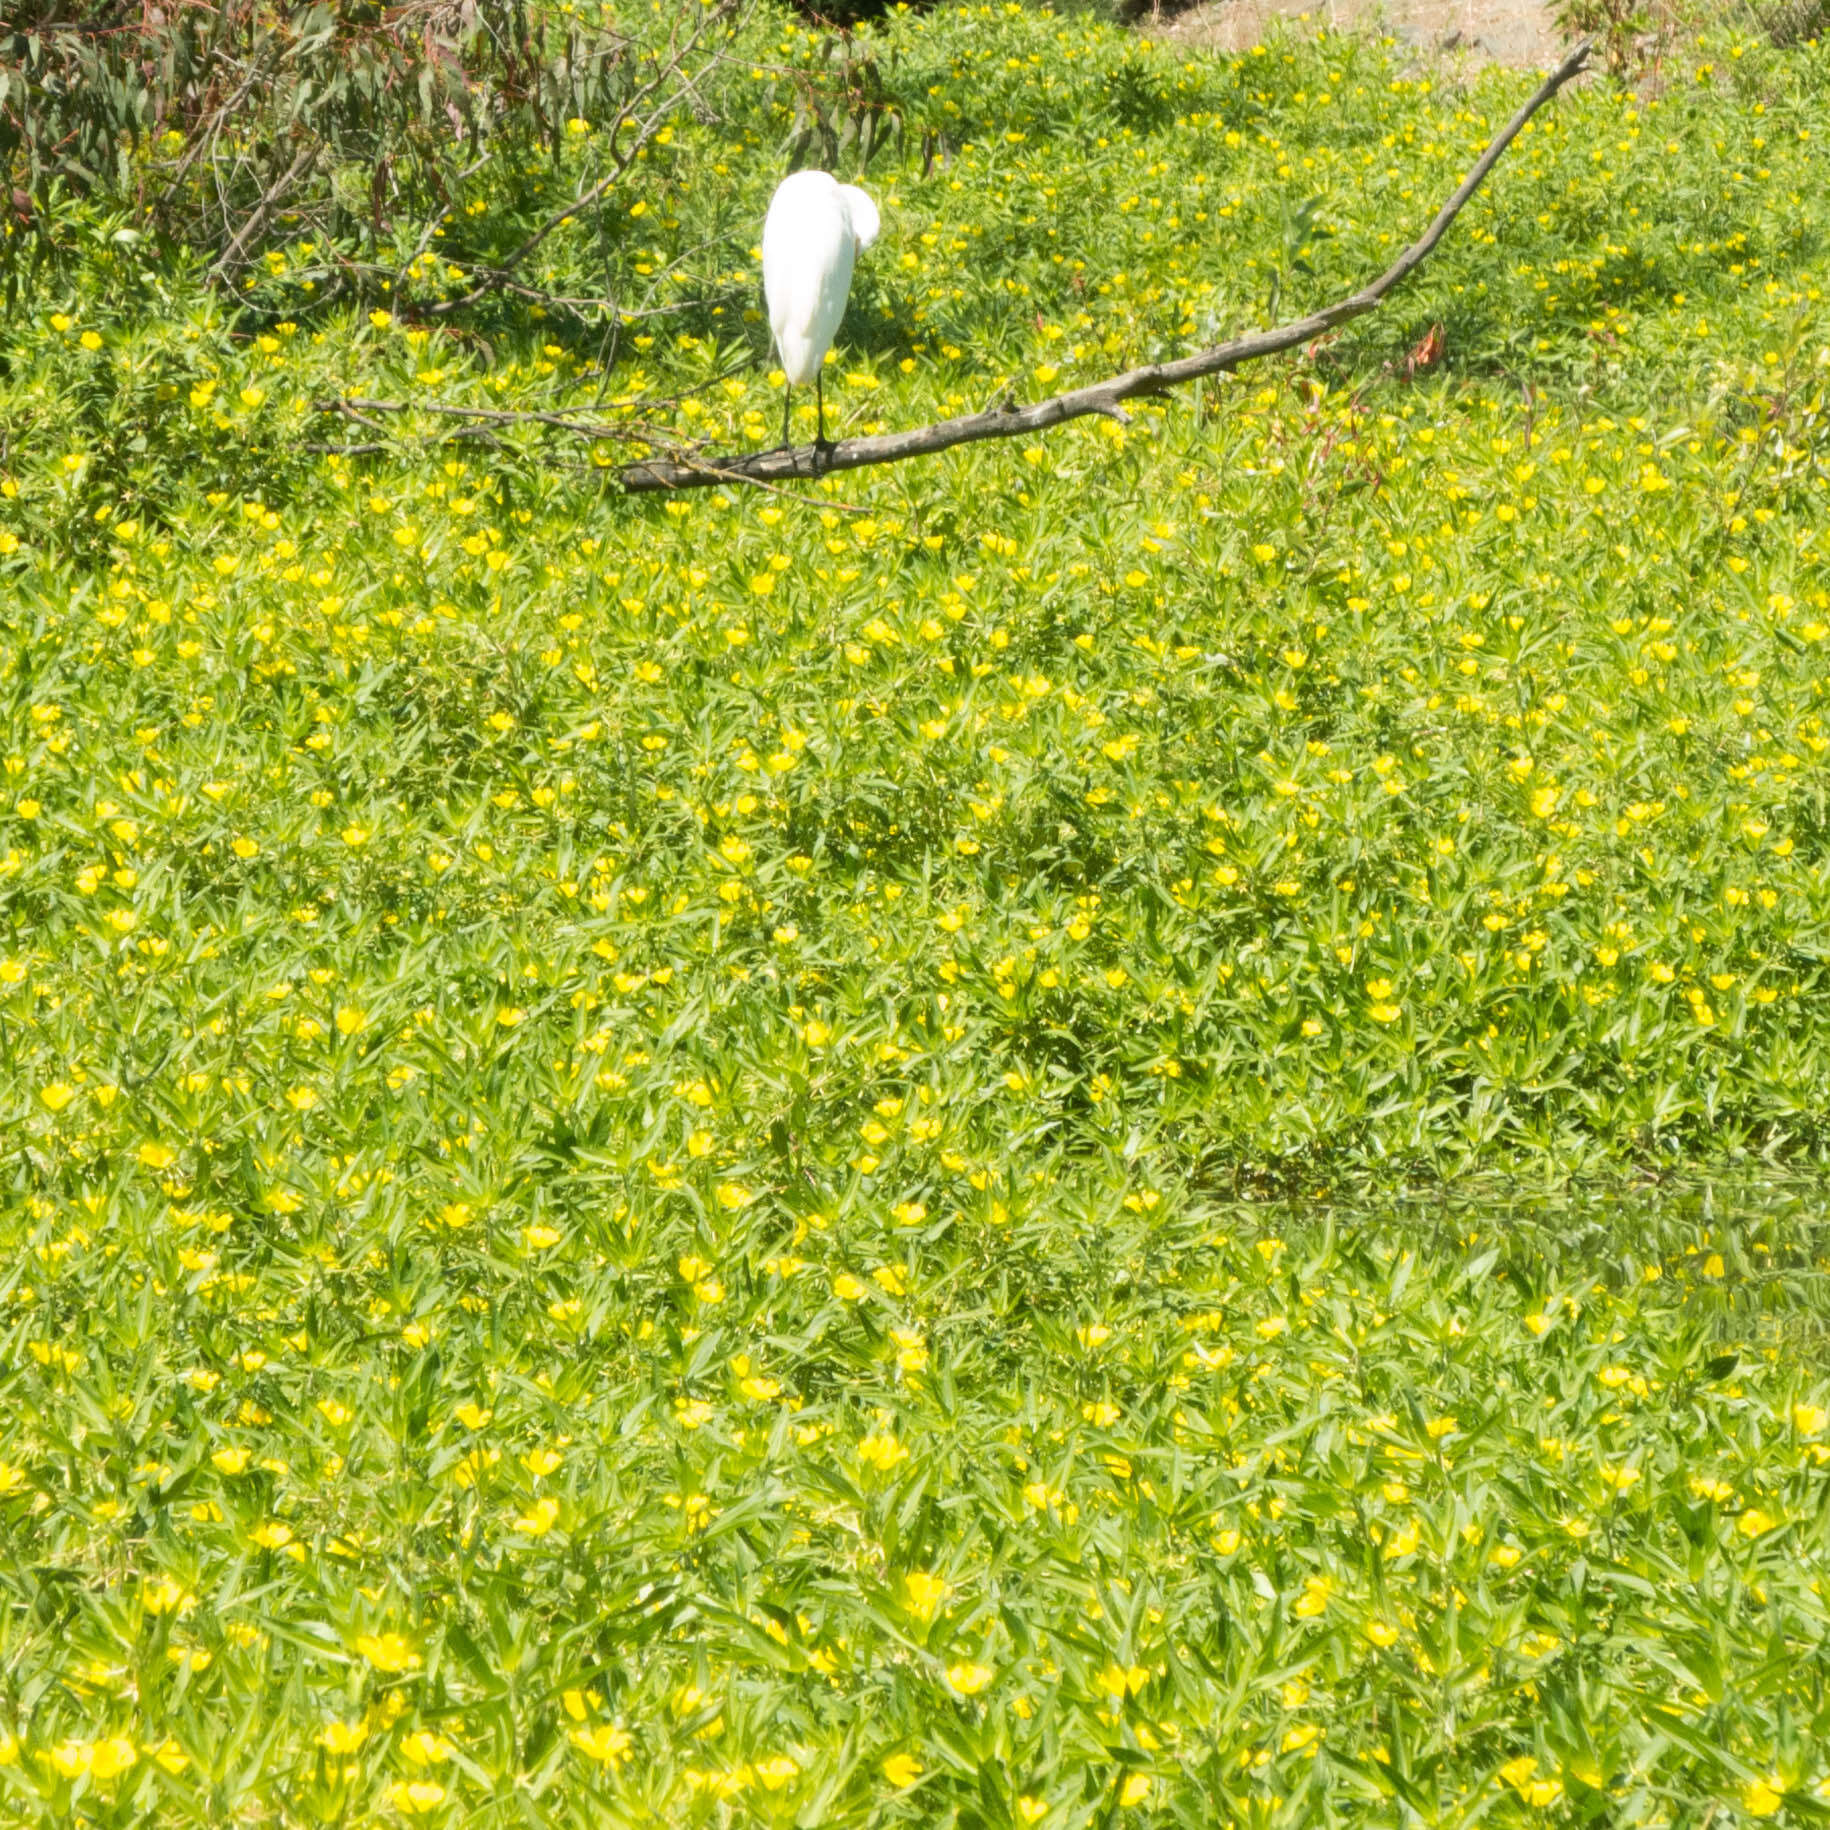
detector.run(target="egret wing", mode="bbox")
[762,177,854,385]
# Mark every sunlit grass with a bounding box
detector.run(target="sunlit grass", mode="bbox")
[1,3,1829,1823]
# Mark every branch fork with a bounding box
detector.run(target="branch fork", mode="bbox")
[622,40,1591,494]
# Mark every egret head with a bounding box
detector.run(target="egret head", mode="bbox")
[839,184,880,253]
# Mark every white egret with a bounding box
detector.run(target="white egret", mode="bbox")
[762,170,880,448]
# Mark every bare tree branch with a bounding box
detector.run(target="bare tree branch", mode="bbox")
[206,142,317,285]
[323,394,636,436]
[426,0,744,316]
[621,39,1592,495]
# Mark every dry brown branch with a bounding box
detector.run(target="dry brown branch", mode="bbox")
[621,39,1591,494]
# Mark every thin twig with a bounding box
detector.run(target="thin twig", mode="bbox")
[391,149,493,294]
[314,351,754,436]
[622,40,1592,494]
[323,395,632,436]
[428,0,742,315]
[311,397,868,507]
[207,142,317,284]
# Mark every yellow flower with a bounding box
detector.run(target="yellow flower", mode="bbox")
[1500,1755,1541,1790]
[1119,1774,1152,1807]
[1745,1778,1784,1817]
[512,1496,561,1536]
[143,1578,192,1616]
[355,1632,419,1674]
[755,1754,799,1790]
[319,1719,368,1753]
[1292,1574,1332,1619]
[39,1082,74,1112]
[1793,1404,1828,1436]
[947,1660,994,1696]
[858,1432,908,1471]
[89,1736,137,1780]
[1737,1507,1778,1537]
[400,1731,454,1766]
[570,1723,633,1767]
[386,1780,447,1814]
[882,1753,923,1787]
[833,1273,866,1301]
[903,1571,949,1621]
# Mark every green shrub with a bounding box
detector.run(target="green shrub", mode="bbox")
[0,0,742,312]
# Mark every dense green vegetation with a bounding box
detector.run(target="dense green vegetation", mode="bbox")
[2,3,1830,1824]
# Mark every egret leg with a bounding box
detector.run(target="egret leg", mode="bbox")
[816,370,827,447]
[781,384,792,451]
